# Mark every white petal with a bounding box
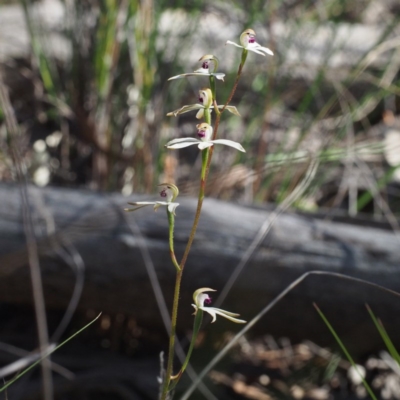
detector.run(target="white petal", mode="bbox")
[200,307,246,324]
[166,138,199,145]
[197,141,214,150]
[167,202,180,214]
[166,139,201,149]
[210,139,246,152]
[196,108,204,119]
[193,68,209,74]
[259,47,274,56]
[167,104,203,117]
[213,311,246,324]
[249,48,266,56]
[167,74,187,81]
[169,72,213,80]
[212,73,225,81]
[225,106,241,116]
[208,307,246,323]
[209,307,241,317]
[257,45,274,55]
[125,201,160,212]
[127,201,157,206]
[202,308,217,323]
[226,41,244,49]
[124,203,153,212]
[154,201,171,212]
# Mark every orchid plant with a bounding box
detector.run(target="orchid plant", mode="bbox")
[125,28,273,399]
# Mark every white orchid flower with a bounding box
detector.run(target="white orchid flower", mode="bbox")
[166,88,240,119]
[226,28,274,56]
[192,288,246,324]
[168,55,225,81]
[124,183,179,215]
[165,123,245,152]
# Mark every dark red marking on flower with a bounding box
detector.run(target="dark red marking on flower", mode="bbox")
[202,61,209,69]
[160,189,167,197]
[197,129,206,138]
[204,296,212,305]
[199,96,203,103]
[249,37,255,44]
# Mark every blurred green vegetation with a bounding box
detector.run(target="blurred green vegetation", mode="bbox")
[1,0,400,219]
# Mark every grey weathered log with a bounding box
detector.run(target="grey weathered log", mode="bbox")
[1,183,400,354]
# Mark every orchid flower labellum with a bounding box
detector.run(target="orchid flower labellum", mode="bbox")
[165,123,245,152]
[192,288,246,324]
[226,28,274,56]
[124,183,179,215]
[168,55,225,81]
[167,88,240,119]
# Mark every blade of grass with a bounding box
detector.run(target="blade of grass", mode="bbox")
[21,0,59,99]
[366,304,400,366]
[0,313,101,393]
[313,303,377,400]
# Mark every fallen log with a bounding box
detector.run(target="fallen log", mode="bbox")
[1,183,400,354]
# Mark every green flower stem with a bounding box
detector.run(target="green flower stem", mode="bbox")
[241,48,248,67]
[211,51,247,143]
[201,148,210,179]
[169,309,204,390]
[161,146,210,399]
[162,268,183,399]
[204,107,211,125]
[167,210,181,272]
[210,75,216,101]
[161,54,247,400]
[219,49,247,116]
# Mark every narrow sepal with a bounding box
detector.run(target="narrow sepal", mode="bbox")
[211,139,246,152]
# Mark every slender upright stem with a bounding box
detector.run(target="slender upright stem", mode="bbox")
[212,52,247,140]
[220,50,247,114]
[161,53,247,400]
[167,211,181,272]
[161,267,183,400]
[210,75,216,100]
[161,149,209,399]
[177,107,211,269]
[169,310,204,388]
